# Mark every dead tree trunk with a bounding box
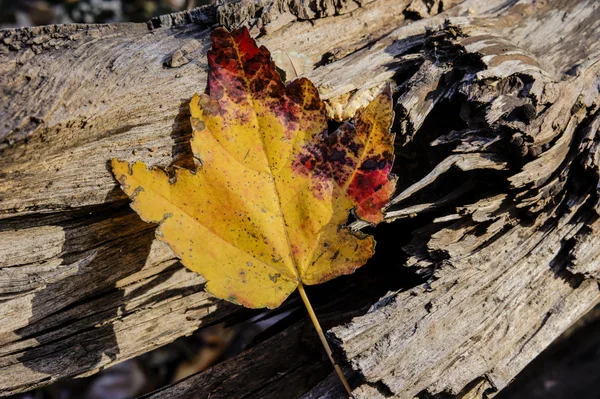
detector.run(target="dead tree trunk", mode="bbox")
[1,0,600,398]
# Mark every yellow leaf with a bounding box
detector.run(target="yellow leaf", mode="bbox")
[111,27,396,310]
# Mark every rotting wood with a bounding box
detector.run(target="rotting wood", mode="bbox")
[0,0,468,393]
[330,1,600,397]
[1,0,600,397]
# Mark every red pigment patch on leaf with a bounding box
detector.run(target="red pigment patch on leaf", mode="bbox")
[292,126,360,184]
[207,27,306,134]
[349,163,395,224]
[292,86,396,224]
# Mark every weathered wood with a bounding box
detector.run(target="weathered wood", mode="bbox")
[0,0,467,394]
[1,0,600,397]
[330,1,600,397]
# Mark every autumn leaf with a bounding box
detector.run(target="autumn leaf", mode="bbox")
[111,26,395,396]
[111,27,396,311]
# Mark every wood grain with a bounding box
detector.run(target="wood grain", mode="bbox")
[1,0,600,397]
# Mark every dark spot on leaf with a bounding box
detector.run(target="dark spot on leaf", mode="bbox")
[331,250,340,260]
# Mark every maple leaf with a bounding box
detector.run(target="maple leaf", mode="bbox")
[112,27,396,310]
[112,26,396,396]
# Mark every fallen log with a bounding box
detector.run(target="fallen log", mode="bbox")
[1,0,599,397]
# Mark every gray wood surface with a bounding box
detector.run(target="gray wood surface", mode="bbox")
[1,0,600,397]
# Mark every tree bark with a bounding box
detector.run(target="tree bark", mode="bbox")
[1,0,599,397]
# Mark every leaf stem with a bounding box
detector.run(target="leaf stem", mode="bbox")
[297,282,354,398]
